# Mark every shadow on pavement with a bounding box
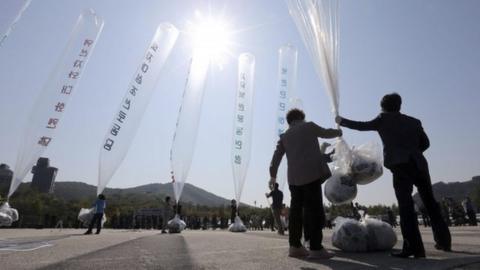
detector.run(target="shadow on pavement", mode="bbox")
[38,232,197,270]
[297,248,480,270]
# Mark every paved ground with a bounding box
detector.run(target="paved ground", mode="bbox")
[1,227,480,270]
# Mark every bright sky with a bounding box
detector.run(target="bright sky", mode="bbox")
[1,0,479,207]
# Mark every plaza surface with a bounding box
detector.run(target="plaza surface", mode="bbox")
[1,227,480,270]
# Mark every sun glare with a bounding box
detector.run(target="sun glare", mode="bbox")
[188,11,232,66]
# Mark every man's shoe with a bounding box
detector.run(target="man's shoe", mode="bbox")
[84,231,92,235]
[307,248,334,260]
[391,250,425,259]
[95,232,100,235]
[289,246,309,258]
[434,244,451,252]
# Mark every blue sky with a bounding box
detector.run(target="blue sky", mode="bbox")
[0,0,479,206]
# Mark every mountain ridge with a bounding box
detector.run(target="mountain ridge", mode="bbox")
[52,181,233,207]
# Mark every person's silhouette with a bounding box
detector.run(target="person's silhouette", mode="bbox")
[336,93,451,258]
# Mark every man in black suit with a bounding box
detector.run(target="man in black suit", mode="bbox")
[336,93,451,258]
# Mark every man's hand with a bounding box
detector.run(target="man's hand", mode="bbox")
[335,115,343,124]
[265,192,269,197]
[269,177,276,190]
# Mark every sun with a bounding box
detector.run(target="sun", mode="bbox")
[187,11,232,67]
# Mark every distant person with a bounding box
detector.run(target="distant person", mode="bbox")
[270,108,342,259]
[336,93,451,258]
[230,199,237,224]
[266,182,284,235]
[387,207,397,228]
[174,203,182,216]
[440,198,452,226]
[463,197,477,226]
[351,202,361,220]
[84,194,106,235]
[162,196,173,234]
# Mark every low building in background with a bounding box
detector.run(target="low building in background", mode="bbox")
[31,157,58,194]
[0,163,13,196]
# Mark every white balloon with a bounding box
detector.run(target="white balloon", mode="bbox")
[232,53,255,204]
[275,44,298,190]
[8,9,104,198]
[287,0,339,115]
[0,0,32,48]
[98,23,179,195]
[170,51,210,203]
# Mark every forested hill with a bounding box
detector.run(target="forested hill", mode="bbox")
[413,176,480,205]
[52,181,232,207]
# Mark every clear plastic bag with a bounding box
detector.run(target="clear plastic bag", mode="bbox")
[167,214,186,233]
[332,217,368,252]
[228,216,247,232]
[324,172,357,205]
[0,202,18,227]
[77,207,106,227]
[361,216,397,251]
[325,140,383,205]
[350,142,383,185]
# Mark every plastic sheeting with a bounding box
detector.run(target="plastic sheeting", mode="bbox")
[98,23,179,195]
[77,207,106,227]
[325,139,383,204]
[332,216,396,252]
[0,202,19,227]
[170,51,210,203]
[332,217,368,252]
[362,216,397,251]
[324,171,357,205]
[286,0,339,116]
[350,142,383,185]
[8,9,104,198]
[228,216,247,232]
[0,0,32,48]
[232,53,255,205]
[167,214,186,233]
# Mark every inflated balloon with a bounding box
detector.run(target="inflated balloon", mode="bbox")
[275,45,298,190]
[286,0,339,115]
[8,9,104,199]
[275,44,298,136]
[98,23,179,195]
[170,51,210,203]
[0,0,32,48]
[231,53,255,209]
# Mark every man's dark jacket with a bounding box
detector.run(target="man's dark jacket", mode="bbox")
[340,112,430,171]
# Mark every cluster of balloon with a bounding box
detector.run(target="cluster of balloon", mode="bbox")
[229,53,255,233]
[0,0,32,48]
[97,23,179,196]
[287,0,383,205]
[169,49,211,232]
[3,9,104,226]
